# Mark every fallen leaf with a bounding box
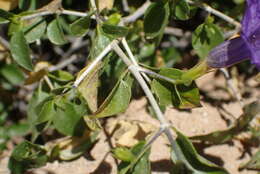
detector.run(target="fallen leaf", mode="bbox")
[107,120,155,147]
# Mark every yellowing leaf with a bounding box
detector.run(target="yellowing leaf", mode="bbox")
[77,62,102,113]
[25,61,51,85]
[97,0,114,11]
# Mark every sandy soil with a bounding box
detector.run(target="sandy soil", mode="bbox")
[0,71,259,174]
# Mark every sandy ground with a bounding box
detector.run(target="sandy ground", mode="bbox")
[0,71,259,174]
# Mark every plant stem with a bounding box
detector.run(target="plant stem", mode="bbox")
[122,1,151,23]
[121,38,151,83]
[72,41,115,87]
[137,66,177,84]
[187,0,241,28]
[20,9,89,22]
[111,43,174,128]
[220,68,243,107]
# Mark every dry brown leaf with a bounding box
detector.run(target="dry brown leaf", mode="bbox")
[97,0,114,11]
[108,120,155,147]
[0,0,18,11]
[38,0,62,12]
[24,61,51,85]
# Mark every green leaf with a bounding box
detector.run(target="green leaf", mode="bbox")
[10,30,33,71]
[0,8,14,21]
[172,82,201,109]
[36,99,56,124]
[144,2,170,38]
[28,88,51,125]
[106,13,121,25]
[192,21,224,59]
[151,68,201,109]
[101,23,129,39]
[24,18,47,43]
[240,149,260,170]
[173,0,191,20]
[70,15,91,37]
[191,100,260,144]
[118,141,151,174]
[0,17,8,24]
[7,123,30,137]
[47,18,67,45]
[0,64,25,85]
[8,141,48,174]
[151,78,173,106]
[90,26,113,60]
[27,86,51,137]
[59,131,99,160]
[8,21,24,36]
[90,73,133,118]
[171,129,228,174]
[112,147,135,162]
[48,70,74,82]
[53,93,87,136]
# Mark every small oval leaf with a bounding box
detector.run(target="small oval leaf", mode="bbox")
[70,15,91,37]
[101,23,129,39]
[10,30,33,71]
[144,2,170,38]
[24,18,47,43]
[47,18,67,45]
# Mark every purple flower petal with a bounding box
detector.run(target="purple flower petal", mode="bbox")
[241,0,260,37]
[207,37,251,68]
[243,29,260,69]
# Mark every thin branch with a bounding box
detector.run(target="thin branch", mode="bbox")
[164,27,184,37]
[0,35,10,49]
[110,41,171,129]
[21,11,54,20]
[220,68,243,107]
[122,127,165,173]
[137,66,177,84]
[122,1,151,23]
[187,0,241,28]
[20,9,90,22]
[61,9,87,17]
[49,54,78,72]
[72,41,115,87]
[121,38,151,83]
[122,0,130,12]
[44,76,54,90]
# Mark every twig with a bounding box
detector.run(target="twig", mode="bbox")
[220,68,243,107]
[187,0,241,28]
[137,66,177,84]
[72,41,115,87]
[164,27,184,37]
[121,38,151,83]
[111,46,176,154]
[110,41,173,134]
[121,127,165,173]
[44,76,54,90]
[49,54,78,72]
[122,1,151,23]
[0,35,10,49]
[122,0,130,12]
[21,11,54,21]
[61,9,87,17]
[20,9,89,21]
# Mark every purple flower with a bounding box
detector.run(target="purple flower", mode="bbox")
[207,0,260,70]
